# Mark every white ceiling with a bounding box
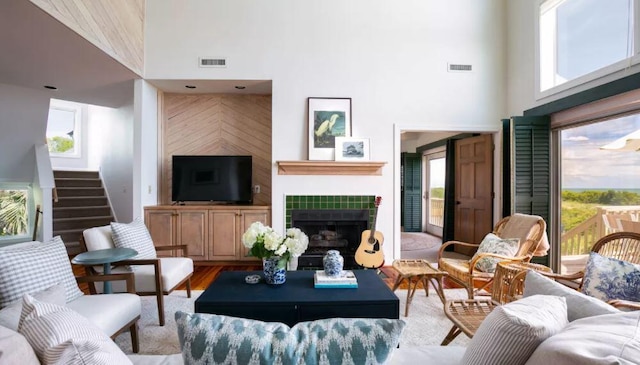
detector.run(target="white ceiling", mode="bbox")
[0,0,272,109]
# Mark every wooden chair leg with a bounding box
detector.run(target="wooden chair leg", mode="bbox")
[441,325,462,346]
[156,290,165,326]
[186,277,192,298]
[130,322,139,353]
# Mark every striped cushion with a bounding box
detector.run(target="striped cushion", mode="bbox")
[0,237,83,308]
[18,294,132,365]
[111,218,157,260]
[438,258,493,283]
[460,295,568,365]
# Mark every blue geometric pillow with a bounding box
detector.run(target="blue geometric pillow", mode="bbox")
[175,311,405,365]
[582,252,640,302]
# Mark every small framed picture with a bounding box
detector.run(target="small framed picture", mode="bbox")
[308,97,352,160]
[334,137,370,161]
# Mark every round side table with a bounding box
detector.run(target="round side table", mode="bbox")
[72,247,137,294]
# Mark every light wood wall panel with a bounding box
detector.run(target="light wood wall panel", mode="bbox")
[161,94,272,206]
[31,0,144,75]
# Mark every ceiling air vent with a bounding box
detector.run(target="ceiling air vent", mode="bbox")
[199,57,227,68]
[448,63,473,72]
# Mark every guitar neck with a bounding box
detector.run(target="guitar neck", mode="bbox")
[368,208,379,239]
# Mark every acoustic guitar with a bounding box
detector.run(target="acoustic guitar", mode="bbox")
[355,196,384,269]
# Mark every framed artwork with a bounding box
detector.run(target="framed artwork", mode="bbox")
[308,97,352,160]
[334,137,370,161]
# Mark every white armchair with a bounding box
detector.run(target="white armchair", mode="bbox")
[0,238,141,352]
[82,225,193,326]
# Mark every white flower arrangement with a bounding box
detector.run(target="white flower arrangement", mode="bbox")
[242,221,309,268]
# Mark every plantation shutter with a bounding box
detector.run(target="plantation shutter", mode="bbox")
[401,152,422,232]
[503,116,551,265]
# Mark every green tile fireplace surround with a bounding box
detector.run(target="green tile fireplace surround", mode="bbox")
[285,195,376,228]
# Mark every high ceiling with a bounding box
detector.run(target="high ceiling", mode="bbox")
[0,0,271,108]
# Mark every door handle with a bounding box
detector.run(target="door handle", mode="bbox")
[456,201,461,205]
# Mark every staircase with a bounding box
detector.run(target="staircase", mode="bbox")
[53,171,114,255]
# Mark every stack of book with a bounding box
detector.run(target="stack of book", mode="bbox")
[314,270,358,288]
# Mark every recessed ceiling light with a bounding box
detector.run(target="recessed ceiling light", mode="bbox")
[44,85,57,90]
[185,85,196,89]
[234,86,246,90]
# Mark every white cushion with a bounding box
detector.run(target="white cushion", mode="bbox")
[0,237,83,307]
[525,310,640,365]
[18,294,133,365]
[67,293,140,337]
[92,257,193,293]
[0,284,65,331]
[523,270,619,322]
[111,218,157,260]
[471,233,520,273]
[0,324,39,365]
[461,295,569,365]
[582,251,640,302]
[83,225,115,251]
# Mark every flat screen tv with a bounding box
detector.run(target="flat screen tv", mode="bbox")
[172,155,253,204]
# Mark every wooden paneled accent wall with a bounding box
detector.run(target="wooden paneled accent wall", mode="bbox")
[31,0,144,75]
[161,93,272,206]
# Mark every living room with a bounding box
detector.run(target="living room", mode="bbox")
[2,0,640,364]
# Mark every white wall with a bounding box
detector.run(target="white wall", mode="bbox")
[145,0,507,261]
[0,83,51,182]
[134,80,159,218]
[93,103,135,222]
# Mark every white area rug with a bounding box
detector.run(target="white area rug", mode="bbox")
[115,288,471,355]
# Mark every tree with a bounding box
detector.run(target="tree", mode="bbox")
[47,136,74,154]
[0,190,28,236]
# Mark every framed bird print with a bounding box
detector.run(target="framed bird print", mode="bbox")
[307,97,352,160]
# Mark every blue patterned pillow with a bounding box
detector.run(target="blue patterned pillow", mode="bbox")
[582,252,640,302]
[175,312,405,365]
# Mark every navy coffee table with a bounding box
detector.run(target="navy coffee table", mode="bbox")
[195,270,399,326]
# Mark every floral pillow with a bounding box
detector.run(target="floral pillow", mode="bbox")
[470,233,520,273]
[582,252,640,302]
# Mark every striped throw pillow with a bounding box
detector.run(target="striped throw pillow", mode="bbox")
[18,294,132,365]
[110,218,157,260]
[0,237,83,308]
[461,295,568,365]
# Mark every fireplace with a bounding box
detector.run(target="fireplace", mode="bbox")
[292,209,369,270]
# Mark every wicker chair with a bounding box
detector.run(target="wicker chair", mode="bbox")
[441,261,552,345]
[437,214,548,299]
[530,231,640,310]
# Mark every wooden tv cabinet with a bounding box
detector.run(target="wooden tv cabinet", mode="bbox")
[144,205,270,262]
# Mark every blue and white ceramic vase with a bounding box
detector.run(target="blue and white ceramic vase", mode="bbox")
[323,250,344,277]
[262,256,287,285]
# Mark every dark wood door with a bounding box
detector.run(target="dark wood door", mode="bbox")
[454,134,493,253]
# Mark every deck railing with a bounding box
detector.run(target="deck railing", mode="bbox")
[429,198,444,227]
[561,206,640,255]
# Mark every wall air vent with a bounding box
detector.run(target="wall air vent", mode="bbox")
[448,63,473,72]
[199,57,227,68]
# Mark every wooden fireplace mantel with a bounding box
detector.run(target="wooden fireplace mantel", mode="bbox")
[276,161,386,175]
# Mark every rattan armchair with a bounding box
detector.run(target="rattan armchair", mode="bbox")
[437,214,548,299]
[526,231,640,309]
[441,261,552,345]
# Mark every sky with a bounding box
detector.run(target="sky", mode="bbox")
[561,114,640,189]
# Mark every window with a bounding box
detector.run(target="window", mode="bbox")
[538,0,634,94]
[47,99,81,157]
[0,183,33,241]
[556,112,640,273]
